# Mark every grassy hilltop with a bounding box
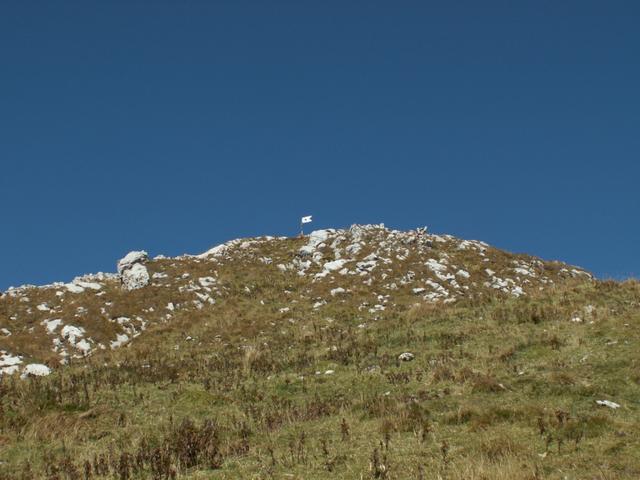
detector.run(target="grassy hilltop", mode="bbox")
[0,225,638,479]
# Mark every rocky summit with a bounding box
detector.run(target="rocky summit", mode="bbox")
[0,224,591,378]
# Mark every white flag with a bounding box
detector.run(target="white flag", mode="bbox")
[301,215,313,224]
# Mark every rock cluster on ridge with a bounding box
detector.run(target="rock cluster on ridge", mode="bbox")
[0,224,593,378]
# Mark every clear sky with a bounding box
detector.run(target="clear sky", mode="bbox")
[1,1,639,290]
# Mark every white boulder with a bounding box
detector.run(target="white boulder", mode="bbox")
[61,325,85,344]
[117,251,148,275]
[0,351,22,375]
[298,245,315,257]
[117,251,150,290]
[122,263,150,291]
[308,229,331,247]
[398,352,415,362]
[65,283,85,293]
[21,363,51,378]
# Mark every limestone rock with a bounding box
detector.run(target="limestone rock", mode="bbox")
[122,263,150,291]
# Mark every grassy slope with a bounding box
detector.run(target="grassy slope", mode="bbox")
[0,237,639,479]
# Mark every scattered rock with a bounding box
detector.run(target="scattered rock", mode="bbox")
[0,224,596,380]
[21,363,51,378]
[65,283,85,294]
[74,281,102,291]
[61,325,85,344]
[0,352,22,375]
[298,245,314,257]
[596,400,620,409]
[110,334,130,349]
[43,319,62,333]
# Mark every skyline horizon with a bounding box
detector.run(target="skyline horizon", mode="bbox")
[1,219,633,291]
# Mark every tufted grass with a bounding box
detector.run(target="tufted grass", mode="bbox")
[0,276,638,479]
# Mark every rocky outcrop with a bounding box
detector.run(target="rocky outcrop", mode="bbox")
[117,251,148,274]
[118,251,150,290]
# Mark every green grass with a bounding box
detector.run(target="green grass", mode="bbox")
[0,277,638,479]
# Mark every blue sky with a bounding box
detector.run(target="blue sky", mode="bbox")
[1,1,639,289]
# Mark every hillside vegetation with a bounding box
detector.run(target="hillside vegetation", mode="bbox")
[0,225,638,479]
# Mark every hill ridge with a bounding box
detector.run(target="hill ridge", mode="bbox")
[0,224,592,379]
